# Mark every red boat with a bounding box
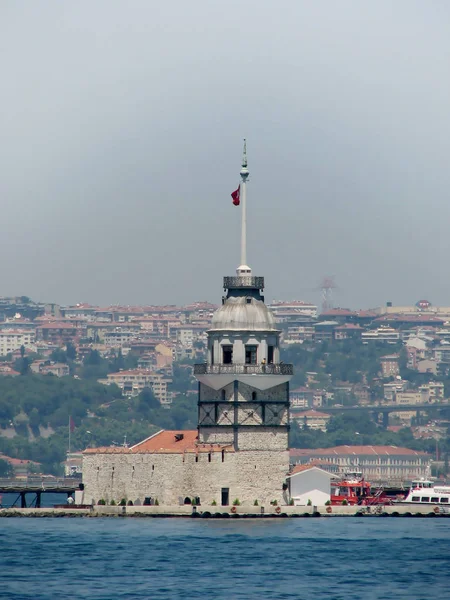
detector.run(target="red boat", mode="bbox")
[330,470,392,506]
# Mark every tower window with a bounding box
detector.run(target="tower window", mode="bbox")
[245,345,257,365]
[268,345,274,364]
[211,346,214,365]
[221,389,226,401]
[222,345,233,364]
[246,297,252,304]
[252,391,257,401]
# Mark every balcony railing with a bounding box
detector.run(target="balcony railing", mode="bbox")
[194,363,293,376]
[223,276,265,290]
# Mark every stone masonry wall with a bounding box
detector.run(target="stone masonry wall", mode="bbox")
[83,449,289,507]
[199,380,289,450]
[237,382,287,402]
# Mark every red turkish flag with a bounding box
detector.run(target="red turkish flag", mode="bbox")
[231,185,240,206]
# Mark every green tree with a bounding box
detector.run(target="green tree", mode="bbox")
[19,357,30,376]
[84,350,102,365]
[66,342,77,360]
[135,387,159,416]
[0,458,13,477]
[50,348,67,363]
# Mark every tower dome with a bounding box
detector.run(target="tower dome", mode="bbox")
[210,296,277,331]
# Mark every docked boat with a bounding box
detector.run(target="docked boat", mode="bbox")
[400,478,450,506]
[330,470,392,506]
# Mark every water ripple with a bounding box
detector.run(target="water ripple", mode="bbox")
[0,518,448,599]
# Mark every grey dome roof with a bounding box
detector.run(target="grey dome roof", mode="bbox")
[210,296,277,331]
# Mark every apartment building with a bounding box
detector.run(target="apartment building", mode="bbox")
[269,301,318,320]
[380,354,400,378]
[104,330,137,348]
[291,409,331,431]
[290,387,314,409]
[384,380,407,402]
[100,369,172,406]
[284,325,315,344]
[333,324,363,340]
[394,391,428,405]
[35,321,81,345]
[418,382,444,402]
[0,329,36,356]
[361,327,400,344]
[30,361,70,377]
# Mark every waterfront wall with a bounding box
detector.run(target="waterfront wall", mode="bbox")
[1,504,448,518]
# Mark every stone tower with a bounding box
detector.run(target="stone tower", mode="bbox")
[82,142,294,507]
[194,141,293,455]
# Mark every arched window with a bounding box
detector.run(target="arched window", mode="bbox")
[252,391,257,401]
[221,389,226,401]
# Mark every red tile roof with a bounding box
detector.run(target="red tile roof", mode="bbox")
[271,301,316,307]
[292,410,331,418]
[355,310,378,317]
[0,454,40,466]
[288,463,337,476]
[132,430,199,452]
[83,430,234,455]
[290,464,316,474]
[374,315,444,324]
[321,308,355,316]
[290,445,429,457]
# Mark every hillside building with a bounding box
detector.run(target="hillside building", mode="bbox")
[0,328,36,356]
[290,445,431,483]
[99,369,173,406]
[291,409,331,431]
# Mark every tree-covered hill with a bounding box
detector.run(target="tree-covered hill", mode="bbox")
[290,412,446,456]
[0,374,197,474]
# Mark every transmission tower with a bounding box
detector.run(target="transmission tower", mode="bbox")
[320,276,336,313]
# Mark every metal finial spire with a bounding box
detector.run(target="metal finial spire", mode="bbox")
[240,138,249,181]
[242,139,248,169]
[237,139,250,276]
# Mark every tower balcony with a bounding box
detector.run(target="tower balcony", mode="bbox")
[223,276,264,290]
[194,363,293,376]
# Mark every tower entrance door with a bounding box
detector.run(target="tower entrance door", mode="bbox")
[221,488,230,506]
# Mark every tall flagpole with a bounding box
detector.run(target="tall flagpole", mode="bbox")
[238,139,250,275]
[68,415,71,454]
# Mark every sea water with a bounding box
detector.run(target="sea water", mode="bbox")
[0,517,448,599]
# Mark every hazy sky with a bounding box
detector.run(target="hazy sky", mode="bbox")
[2,1,450,309]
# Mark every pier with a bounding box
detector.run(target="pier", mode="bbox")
[0,477,81,508]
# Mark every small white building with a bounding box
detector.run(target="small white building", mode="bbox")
[287,465,336,506]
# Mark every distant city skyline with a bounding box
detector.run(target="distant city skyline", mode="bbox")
[2,1,450,308]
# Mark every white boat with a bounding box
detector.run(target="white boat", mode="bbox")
[401,478,450,506]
